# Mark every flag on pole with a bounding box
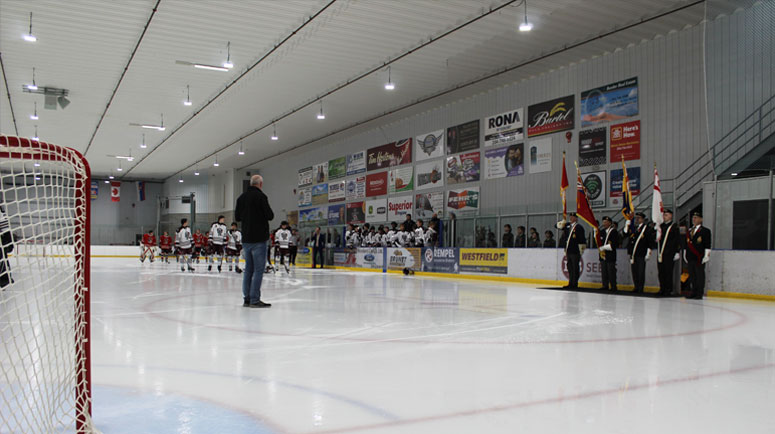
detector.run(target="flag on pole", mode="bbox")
[652,164,664,241]
[620,156,635,221]
[110,181,121,202]
[560,151,569,221]
[575,163,602,247]
[137,181,146,202]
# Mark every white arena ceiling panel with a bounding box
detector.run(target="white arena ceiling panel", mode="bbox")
[0,0,747,179]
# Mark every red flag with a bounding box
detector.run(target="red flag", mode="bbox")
[560,152,569,221]
[110,181,121,202]
[576,165,602,247]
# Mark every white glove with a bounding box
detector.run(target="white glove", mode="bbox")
[673,253,680,262]
[624,219,631,233]
[556,221,566,229]
[702,249,711,264]
[630,257,635,265]
[645,249,651,261]
[600,244,612,252]
[682,251,687,263]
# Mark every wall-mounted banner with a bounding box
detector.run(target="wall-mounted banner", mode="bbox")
[297,187,312,207]
[421,247,459,273]
[387,195,413,221]
[527,95,575,137]
[580,77,638,127]
[415,130,445,161]
[328,180,346,202]
[327,204,345,226]
[346,176,366,200]
[610,120,641,162]
[136,181,146,202]
[484,108,524,147]
[300,206,328,226]
[296,246,312,267]
[314,162,328,184]
[286,210,299,227]
[609,166,641,207]
[367,138,412,171]
[386,247,422,271]
[415,160,444,190]
[579,127,607,166]
[110,181,121,202]
[346,201,365,224]
[447,151,480,184]
[90,181,98,201]
[446,187,480,216]
[365,198,387,223]
[459,248,508,274]
[388,166,414,193]
[357,247,384,269]
[334,248,357,267]
[446,119,480,154]
[346,150,366,175]
[528,137,552,174]
[298,166,313,187]
[581,171,607,208]
[328,156,346,180]
[415,192,444,219]
[484,144,524,179]
[366,171,388,197]
[311,183,328,205]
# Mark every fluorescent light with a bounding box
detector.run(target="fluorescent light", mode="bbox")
[23,34,37,42]
[223,41,233,69]
[30,114,38,120]
[384,82,395,90]
[238,150,245,155]
[178,178,184,183]
[194,171,200,176]
[117,167,123,172]
[519,22,533,31]
[34,162,40,167]
[34,176,41,180]
[184,100,192,106]
[213,155,219,167]
[213,162,219,167]
[141,125,165,131]
[223,61,233,69]
[317,113,325,120]
[271,134,278,141]
[184,84,193,106]
[731,172,738,176]
[194,64,229,72]
[140,134,147,149]
[31,136,39,141]
[104,180,110,184]
[109,175,114,180]
[26,84,38,91]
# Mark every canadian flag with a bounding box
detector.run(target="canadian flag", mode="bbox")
[111,181,121,202]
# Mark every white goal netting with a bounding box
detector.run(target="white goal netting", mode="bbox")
[1,136,94,433]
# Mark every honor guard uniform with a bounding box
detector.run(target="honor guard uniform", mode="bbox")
[598,216,619,291]
[657,209,680,296]
[627,212,654,293]
[559,213,585,289]
[685,211,711,299]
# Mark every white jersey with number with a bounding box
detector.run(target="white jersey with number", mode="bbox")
[275,228,292,248]
[227,230,242,250]
[347,232,360,248]
[424,228,436,245]
[209,223,228,245]
[176,227,193,249]
[414,227,425,246]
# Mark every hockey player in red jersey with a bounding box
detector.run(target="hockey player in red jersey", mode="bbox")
[193,228,205,264]
[159,232,173,263]
[140,229,157,263]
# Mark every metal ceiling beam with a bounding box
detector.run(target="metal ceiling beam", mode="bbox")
[83,0,162,156]
[122,0,339,178]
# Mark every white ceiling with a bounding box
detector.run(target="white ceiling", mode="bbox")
[0,0,749,180]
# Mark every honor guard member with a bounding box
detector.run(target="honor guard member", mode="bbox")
[685,211,711,299]
[657,209,680,296]
[559,213,585,289]
[598,216,619,291]
[627,212,654,293]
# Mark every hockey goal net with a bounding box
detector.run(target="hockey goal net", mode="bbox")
[1,136,94,433]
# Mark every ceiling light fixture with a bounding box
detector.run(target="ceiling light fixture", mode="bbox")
[109,175,115,180]
[731,172,738,176]
[384,66,395,90]
[23,12,36,42]
[184,85,192,106]
[317,100,326,120]
[117,161,123,172]
[213,155,219,167]
[519,0,533,32]
[34,162,40,167]
[271,123,278,141]
[133,114,165,131]
[238,141,245,156]
[223,41,233,69]
[194,166,200,176]
[178,177,184,183]
[104,180,110,184]
[30,101,39,120]
[31,125,39,141]
[26,68,38,91]
[140,134,147,149]
[194,63,229,72]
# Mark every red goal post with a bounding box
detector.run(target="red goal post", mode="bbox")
[0,136,93,433]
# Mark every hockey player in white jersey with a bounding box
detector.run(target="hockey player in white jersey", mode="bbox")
[226,222,243,273]
[274,221,292,274]
[424,221,438,247]
[347,226,361,248]
[208,215,228,272]
[394,223,411,247]
[175,218,195,273]
[413,219,425,247]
